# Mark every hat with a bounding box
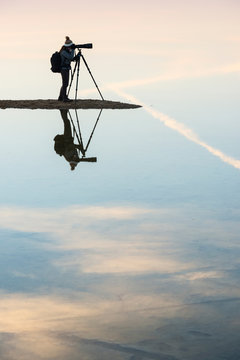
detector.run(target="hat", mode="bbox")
[69,161,78,171]
[64,36,73,47]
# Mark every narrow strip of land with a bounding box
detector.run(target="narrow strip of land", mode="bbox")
[0,99,141,110]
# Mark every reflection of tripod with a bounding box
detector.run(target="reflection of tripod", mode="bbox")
[68,108,103,163]
[68,50,104,101]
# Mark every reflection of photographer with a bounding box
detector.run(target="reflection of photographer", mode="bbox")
[54,109,100,170]
[54,109,83,171]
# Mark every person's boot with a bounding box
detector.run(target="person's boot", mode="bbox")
[63,98,73,102]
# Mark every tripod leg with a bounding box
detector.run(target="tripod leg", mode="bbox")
[85,108,103,152]
[75,109,85,156]
[81,54,104,100]
[68,110,85,156]
[67,61,77,96]
[74,57,81,101]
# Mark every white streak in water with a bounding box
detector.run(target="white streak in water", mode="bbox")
[112,89,240,170]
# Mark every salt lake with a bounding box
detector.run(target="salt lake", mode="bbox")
[0,72,240,359]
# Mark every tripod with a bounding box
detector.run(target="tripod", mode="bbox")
[68,49,104,101]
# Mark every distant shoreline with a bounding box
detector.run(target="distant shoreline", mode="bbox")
[0,99,141,110]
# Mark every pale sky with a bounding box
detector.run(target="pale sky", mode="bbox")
[1,0,240,98]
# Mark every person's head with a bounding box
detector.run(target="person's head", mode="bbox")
[70,161,78,171]
[64,36,73,47]
[60,36,74,52]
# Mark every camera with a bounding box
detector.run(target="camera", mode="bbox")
[71,43,93,50]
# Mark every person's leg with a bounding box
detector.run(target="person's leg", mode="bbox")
[60,110,72,138]
[59,69,69,100]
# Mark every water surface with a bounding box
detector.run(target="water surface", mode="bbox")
[0,82,240,359]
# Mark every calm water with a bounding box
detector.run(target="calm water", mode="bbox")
[1,78,240,359]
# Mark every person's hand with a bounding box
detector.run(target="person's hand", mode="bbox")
[73,53,80,61]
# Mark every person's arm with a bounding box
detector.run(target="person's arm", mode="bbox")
[62,49,75,61]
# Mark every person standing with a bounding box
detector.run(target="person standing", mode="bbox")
[58,36,75,102]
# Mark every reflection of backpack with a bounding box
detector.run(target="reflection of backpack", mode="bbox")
[50,52,61,73]
[54,134,65,155]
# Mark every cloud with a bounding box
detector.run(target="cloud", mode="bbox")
[0,205,152,235]
[0,288,183,359]
[55,252,194,275]
[109,63,240,89]
[1,204,239,279]
[1,203,240,358]
[0,204,195,275]
[177,271,224,281]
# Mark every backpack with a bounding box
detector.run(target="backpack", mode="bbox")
[50,51,61,73]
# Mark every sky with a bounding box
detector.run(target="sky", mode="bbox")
[1,0,240,100]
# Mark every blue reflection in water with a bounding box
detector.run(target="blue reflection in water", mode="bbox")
[0,97,240,359]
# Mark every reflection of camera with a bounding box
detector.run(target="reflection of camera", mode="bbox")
[79,157,97,162]
[71,43,93,50]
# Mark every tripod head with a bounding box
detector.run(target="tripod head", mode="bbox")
[73,50,81,62]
